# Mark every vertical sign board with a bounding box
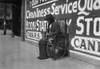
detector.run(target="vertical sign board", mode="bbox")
[69,0,100,57]
[25,0,100,57]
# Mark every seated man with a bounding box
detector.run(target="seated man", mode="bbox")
[37,14,61,60]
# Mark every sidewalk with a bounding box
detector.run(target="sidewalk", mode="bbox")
[0,32,100,69]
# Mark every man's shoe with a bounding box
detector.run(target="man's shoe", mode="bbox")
[64,54,70,57]
[37,57,48,60]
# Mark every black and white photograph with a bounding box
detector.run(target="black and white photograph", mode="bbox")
[0,0,100,69]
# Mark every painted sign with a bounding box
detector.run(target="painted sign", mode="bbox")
[25,0,100,57]
[69,0,100,57]
[25,0,68,41]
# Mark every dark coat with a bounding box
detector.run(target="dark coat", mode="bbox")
[47,22,61,37]
[38,22,61,59]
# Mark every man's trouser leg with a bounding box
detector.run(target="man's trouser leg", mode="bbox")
[38,39,48,58]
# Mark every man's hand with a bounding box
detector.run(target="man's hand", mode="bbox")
[46,33,49,37]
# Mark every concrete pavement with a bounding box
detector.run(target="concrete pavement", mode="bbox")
[0,30,100,69]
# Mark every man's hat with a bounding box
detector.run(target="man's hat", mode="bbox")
[44,14,55,20]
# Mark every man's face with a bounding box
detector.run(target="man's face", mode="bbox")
[47,19,50,24]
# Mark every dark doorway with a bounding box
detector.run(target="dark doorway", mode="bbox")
[0,0,22,36]
[12,1,22,37]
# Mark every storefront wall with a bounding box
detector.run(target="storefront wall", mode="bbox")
[25,0,100,58]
